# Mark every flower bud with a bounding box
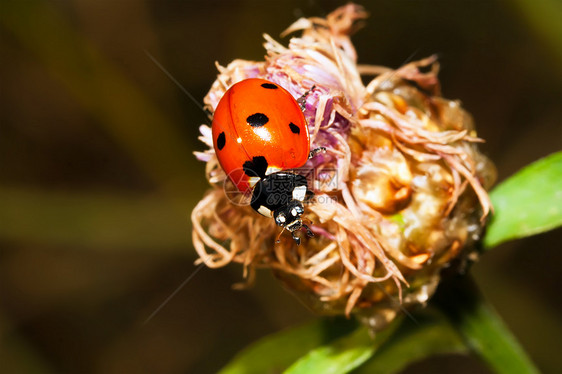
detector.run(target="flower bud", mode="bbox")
[192,4,496,330]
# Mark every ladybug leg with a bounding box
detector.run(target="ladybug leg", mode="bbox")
[292,231,302,246]
[275,227,286,244]
[302,223,314,238]
[309,147,326,159]
[297,85,316,111]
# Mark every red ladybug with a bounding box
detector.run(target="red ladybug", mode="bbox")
[212,78,321,244]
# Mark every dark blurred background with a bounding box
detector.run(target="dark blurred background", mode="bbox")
[1,1,561,373]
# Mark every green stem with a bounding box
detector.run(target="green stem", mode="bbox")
[433,275,539,374]
[284,317,402,374]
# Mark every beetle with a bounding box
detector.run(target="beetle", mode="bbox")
[212,78,322,244]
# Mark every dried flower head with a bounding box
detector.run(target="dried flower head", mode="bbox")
[192,4,496,330]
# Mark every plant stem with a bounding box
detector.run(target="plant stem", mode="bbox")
[433,275,539,374]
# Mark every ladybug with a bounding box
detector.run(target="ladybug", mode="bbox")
[212,78,322,244]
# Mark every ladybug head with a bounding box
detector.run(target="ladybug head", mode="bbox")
[274,200,304,232]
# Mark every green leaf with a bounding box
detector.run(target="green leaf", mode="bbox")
[219,317,357,374]
[284,317,402,374]
[434,275,540,374]
[484,151,562,248]
[353,310,467,374]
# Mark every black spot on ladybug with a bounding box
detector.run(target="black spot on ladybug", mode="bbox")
[247,113,269,127]
[216,132,226,150]
[261,83,278,89]
[243,156,268,178]
[289,122,300,134]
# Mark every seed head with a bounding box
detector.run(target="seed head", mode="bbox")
[192,4,496,330]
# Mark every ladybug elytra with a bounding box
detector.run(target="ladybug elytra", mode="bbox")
[211,78,322,244]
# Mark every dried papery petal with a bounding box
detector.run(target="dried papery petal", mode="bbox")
[191,4,496,330]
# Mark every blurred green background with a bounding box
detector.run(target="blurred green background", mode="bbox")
[1,0,561,373]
